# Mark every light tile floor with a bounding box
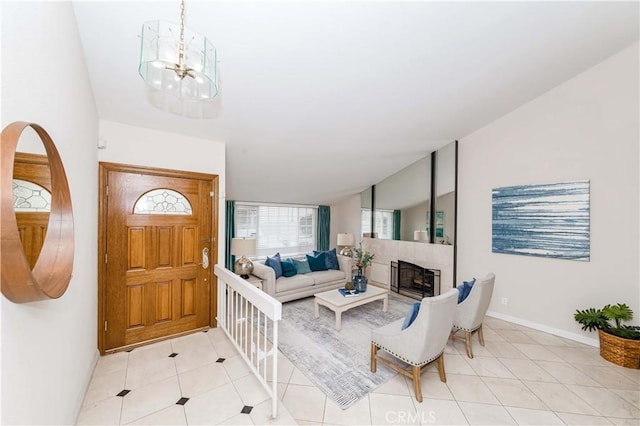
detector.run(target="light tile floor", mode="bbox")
[77,317,640,425]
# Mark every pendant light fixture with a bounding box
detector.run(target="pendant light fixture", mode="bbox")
[138,0,218,117]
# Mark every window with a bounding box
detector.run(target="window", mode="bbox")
[374,209,394,240]
[133,188,192,215]
[13,179,51,212]
[361,208,393,239]
[235,203,317,257]
[361,209,372,236]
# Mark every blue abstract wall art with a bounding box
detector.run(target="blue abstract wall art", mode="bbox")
[492,180,590,261]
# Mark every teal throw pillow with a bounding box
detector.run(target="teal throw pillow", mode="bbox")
[313,248,339,270]
[306,252,328,271]
[281,258,297,278]
[401,302,421,330]
[265,253,282,278]
[292,259,311,274]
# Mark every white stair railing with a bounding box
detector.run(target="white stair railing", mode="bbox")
[214,265,282,418]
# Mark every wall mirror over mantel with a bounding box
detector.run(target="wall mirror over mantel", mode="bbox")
[373,156,431,241]
[360,140,458,246]
[1,122,74,303]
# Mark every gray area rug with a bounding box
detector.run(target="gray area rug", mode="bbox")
[277,291,415,409]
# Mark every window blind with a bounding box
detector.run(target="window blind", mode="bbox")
[235,203,317,257]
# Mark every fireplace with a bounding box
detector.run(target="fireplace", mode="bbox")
[390,261,440,300]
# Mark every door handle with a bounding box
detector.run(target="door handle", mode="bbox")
[199,247,210,269]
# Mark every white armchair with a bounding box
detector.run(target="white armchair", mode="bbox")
[451,273,496,358]
[370,289,458,403]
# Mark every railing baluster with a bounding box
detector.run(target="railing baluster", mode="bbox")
[257,308,261,372]
[263,315,268,379]
[239,294,244,353]
[271,320,279,417]
[244,297,249,356]
[250,304,255,366]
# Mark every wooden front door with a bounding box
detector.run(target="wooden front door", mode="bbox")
[99,163,218,353]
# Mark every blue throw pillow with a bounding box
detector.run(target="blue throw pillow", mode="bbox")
[458,278,476,303]
[401,302,421,330]
[292,259,311,274]
[306,252,328,271]
[281,258,297,278]
[313,248,339,270]
[265,253,283,278]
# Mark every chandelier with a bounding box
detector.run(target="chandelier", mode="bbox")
[138,0,218,117]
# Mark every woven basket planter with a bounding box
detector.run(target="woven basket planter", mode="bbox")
[599,329,640,369]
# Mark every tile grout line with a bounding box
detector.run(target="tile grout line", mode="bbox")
[118,352,131,426]
[475,372,539,425]
[170,341,188,426]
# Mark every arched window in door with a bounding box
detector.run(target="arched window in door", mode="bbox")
[133,188,192,215]
[12,179,51,212]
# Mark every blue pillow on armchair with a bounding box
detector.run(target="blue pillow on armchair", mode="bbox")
[313,248,339,270]
[401,302,421,330]
[265,253,283,278]
[457,278,476,303]
[306,252,328,271]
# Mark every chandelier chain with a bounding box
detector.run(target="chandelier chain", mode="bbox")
[179,0,185,48]
[169,0,193,80]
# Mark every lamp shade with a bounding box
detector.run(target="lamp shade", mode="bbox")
[337,233,354,246]
[414,230,429,241]
[230,238,256,256]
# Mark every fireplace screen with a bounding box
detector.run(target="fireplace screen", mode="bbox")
[390,261,440,300]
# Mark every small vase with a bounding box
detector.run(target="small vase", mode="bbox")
[353,269,368,293]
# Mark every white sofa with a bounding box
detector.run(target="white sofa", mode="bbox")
[252,255,353,302]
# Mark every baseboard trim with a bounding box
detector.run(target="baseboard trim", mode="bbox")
[74,348,100,424]
[486,311,599,348]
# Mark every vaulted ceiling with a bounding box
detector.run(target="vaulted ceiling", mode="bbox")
[72,1,639,205]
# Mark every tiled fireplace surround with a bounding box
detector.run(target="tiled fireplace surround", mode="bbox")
[362,238,454,293]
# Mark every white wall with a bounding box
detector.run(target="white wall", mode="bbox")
[375,156,431,211]
[1,2,99,424]
[457,43,639,345]
[330,194,362,249]
[98,120,227,264]
[401,200,429,241]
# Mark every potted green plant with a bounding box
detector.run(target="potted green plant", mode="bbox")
[574,303,640,369]
[352,244,375,292]
[353,245,375,272]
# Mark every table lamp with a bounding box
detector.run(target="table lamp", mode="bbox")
[231,237,256,278]
[337,233,355,256]
[414,230,429,242]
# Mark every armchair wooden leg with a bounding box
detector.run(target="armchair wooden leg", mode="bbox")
[478,324,485,346]
[436,354,447,383]
[371,343,378,373]
[465,331,473,358]
[412,365,423,403]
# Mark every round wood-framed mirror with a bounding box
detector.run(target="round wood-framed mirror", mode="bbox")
[1,122,74,303]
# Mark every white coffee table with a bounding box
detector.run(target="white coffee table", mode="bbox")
[314,285,389,330]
